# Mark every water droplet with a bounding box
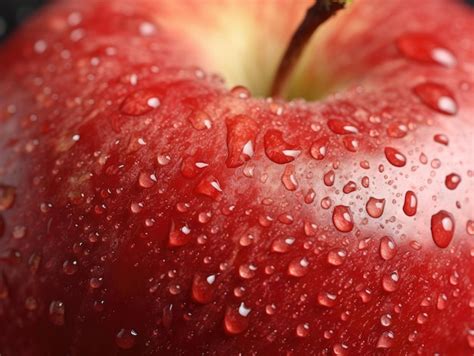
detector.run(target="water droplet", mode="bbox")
[271,236,295,253]
[317,292,337,307]
[431,210,455,248]
[380,314,392,326]
[382,271,400,292]
[416,312,428,325]
[239,264,257,279]
[310,137,328,160]
[0,185,16,211]
[384,147,407,167]
[116,328,138,349]
[413,82,457,115]
[376,331,395,349]
[396,33,457,67]
[332,343,349,355]
[434,134,449,146]
[281,164,298,191]
[138,171,157,188]
[467,220,474,236]
[191,274,216,304]
[157,153,171,166]
[304,188,316,204]
[332,205,354,232]
[168,220,192,247]
[358,288,372,303]
[436,293,448,310]
[387,122,408,138]
[342,136,359,152]
[327,248,347,266]
[230,85,250,99]
[195,175,222,200]
[342,181,357,194]
[445,173,461,190]
[63,259,79,275]
[366,197,385,218]
[224,303,250,335]
[139,21,156,36]
[403,191,417,217]
[296,323,310,338]
[264,129,300,164]
[361,176,370,188]
[288,257,309,277]
[225,115,258,168]
[323,170,335,186]
[379,236,397,261]
[327,119,359,135]
[49,300,65,326]
[120,89,161,116]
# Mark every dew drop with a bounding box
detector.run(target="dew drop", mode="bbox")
[384,147,407,167]
[342,136,359,152]
[436,293,448,310]
[230,85,250,99]
[310,137,328,160]
[467,220,474,236]
[332,205,354,232]
[434,134,449,146]
[323,170,335,186]
[342,181,357,194]
[281,164,298,191]
[49,300,65,326]
[116,328,138,349]
[62,259,79,275]
[120,89,161,116]
[327,119,359,135]
[225,115,258,168]
[445,173,461,190]
[413,82,457,115]
[332,343,349,355]
[288,257,309,277]
[191,274,216,304]
[195,175,222,200]
[138,171,157,188]
[296,323,310,338]
[380,314,392,327]
[304,188,316,204]
[416,312,428,325]
[403,191,417,217]
[271,237,295,253]
[239,264,257,279]
[431,210,455,248]
[224,303,250,335]
[366,197,386,218]
[264,129,300,164]
[379,236,397,261]
[188,110,212,130]
[168,220,192,247]
[327,248,347,266]
[387,122,408,138]
[376,331,395,349]
[317,292,337,307]
[382,271,400,292]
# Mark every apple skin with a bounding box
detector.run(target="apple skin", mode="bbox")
[0,0,473,355]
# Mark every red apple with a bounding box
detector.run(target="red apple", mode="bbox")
[0,0,473,354]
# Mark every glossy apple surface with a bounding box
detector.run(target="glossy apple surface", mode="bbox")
[0,0,473,354]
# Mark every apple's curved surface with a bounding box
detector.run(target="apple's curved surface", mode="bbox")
[0,0,473,355]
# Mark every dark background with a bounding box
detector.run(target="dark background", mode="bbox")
[0,0,474,42]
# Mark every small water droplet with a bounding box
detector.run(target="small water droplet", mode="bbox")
[434,134,449,146]
[342,181,357,194]
[225,115,258,168]
[191,274,216,304]
[342,136,359,152]
[466,220,474,236]
[366,197,385,218]
[413,82,457,115]
[403,191,417,217]
[332,205,354,232]
[168,220,192,247]
[416,312,428,325]
[323,170,335,186]
[445,173,461,190]
[382,271,400,292]
[431,210,455,248]
[327,248,347,266]
[379,236,397,260]
[332,343,349,355]
[264,129,300,164]
[116,328,138,349]
[63,259,79,275]
[384,147,407,167]
[195,175,222,200]
[436,293,448,310]
[380,314,392,327]
[387,122,408,138]
[296,323,310,338]
[230,85,251,99]
[120,89,161,116]
[317,292,337,308]
[304,188,316,204]
[49,300,65,326]
[239,264,257,279]
[138,171,157,188]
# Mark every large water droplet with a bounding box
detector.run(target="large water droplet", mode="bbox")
[413,82,457,115]
[264,129,300,164]
[332,205,354,232]
[195,175,222,200]
[403,191,417,217]
[431,210,455,248]
[49,300,65,326]
[225,115,258,168]
[384,147,407,167]
[366,197,386,218]
[0,185,16,211]
[445,173,461,190]
[224,303,250,335]
[281,164,298,191]
[379,236,397,260]
[396,33,457,68]
[327,119,359,135]
[120,89,161,116]
[115,328,138,349]
[310,137,328,160]
[382,271,400,292]
[191,274,216,304]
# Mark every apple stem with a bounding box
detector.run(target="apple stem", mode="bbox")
[270,0,348,98]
